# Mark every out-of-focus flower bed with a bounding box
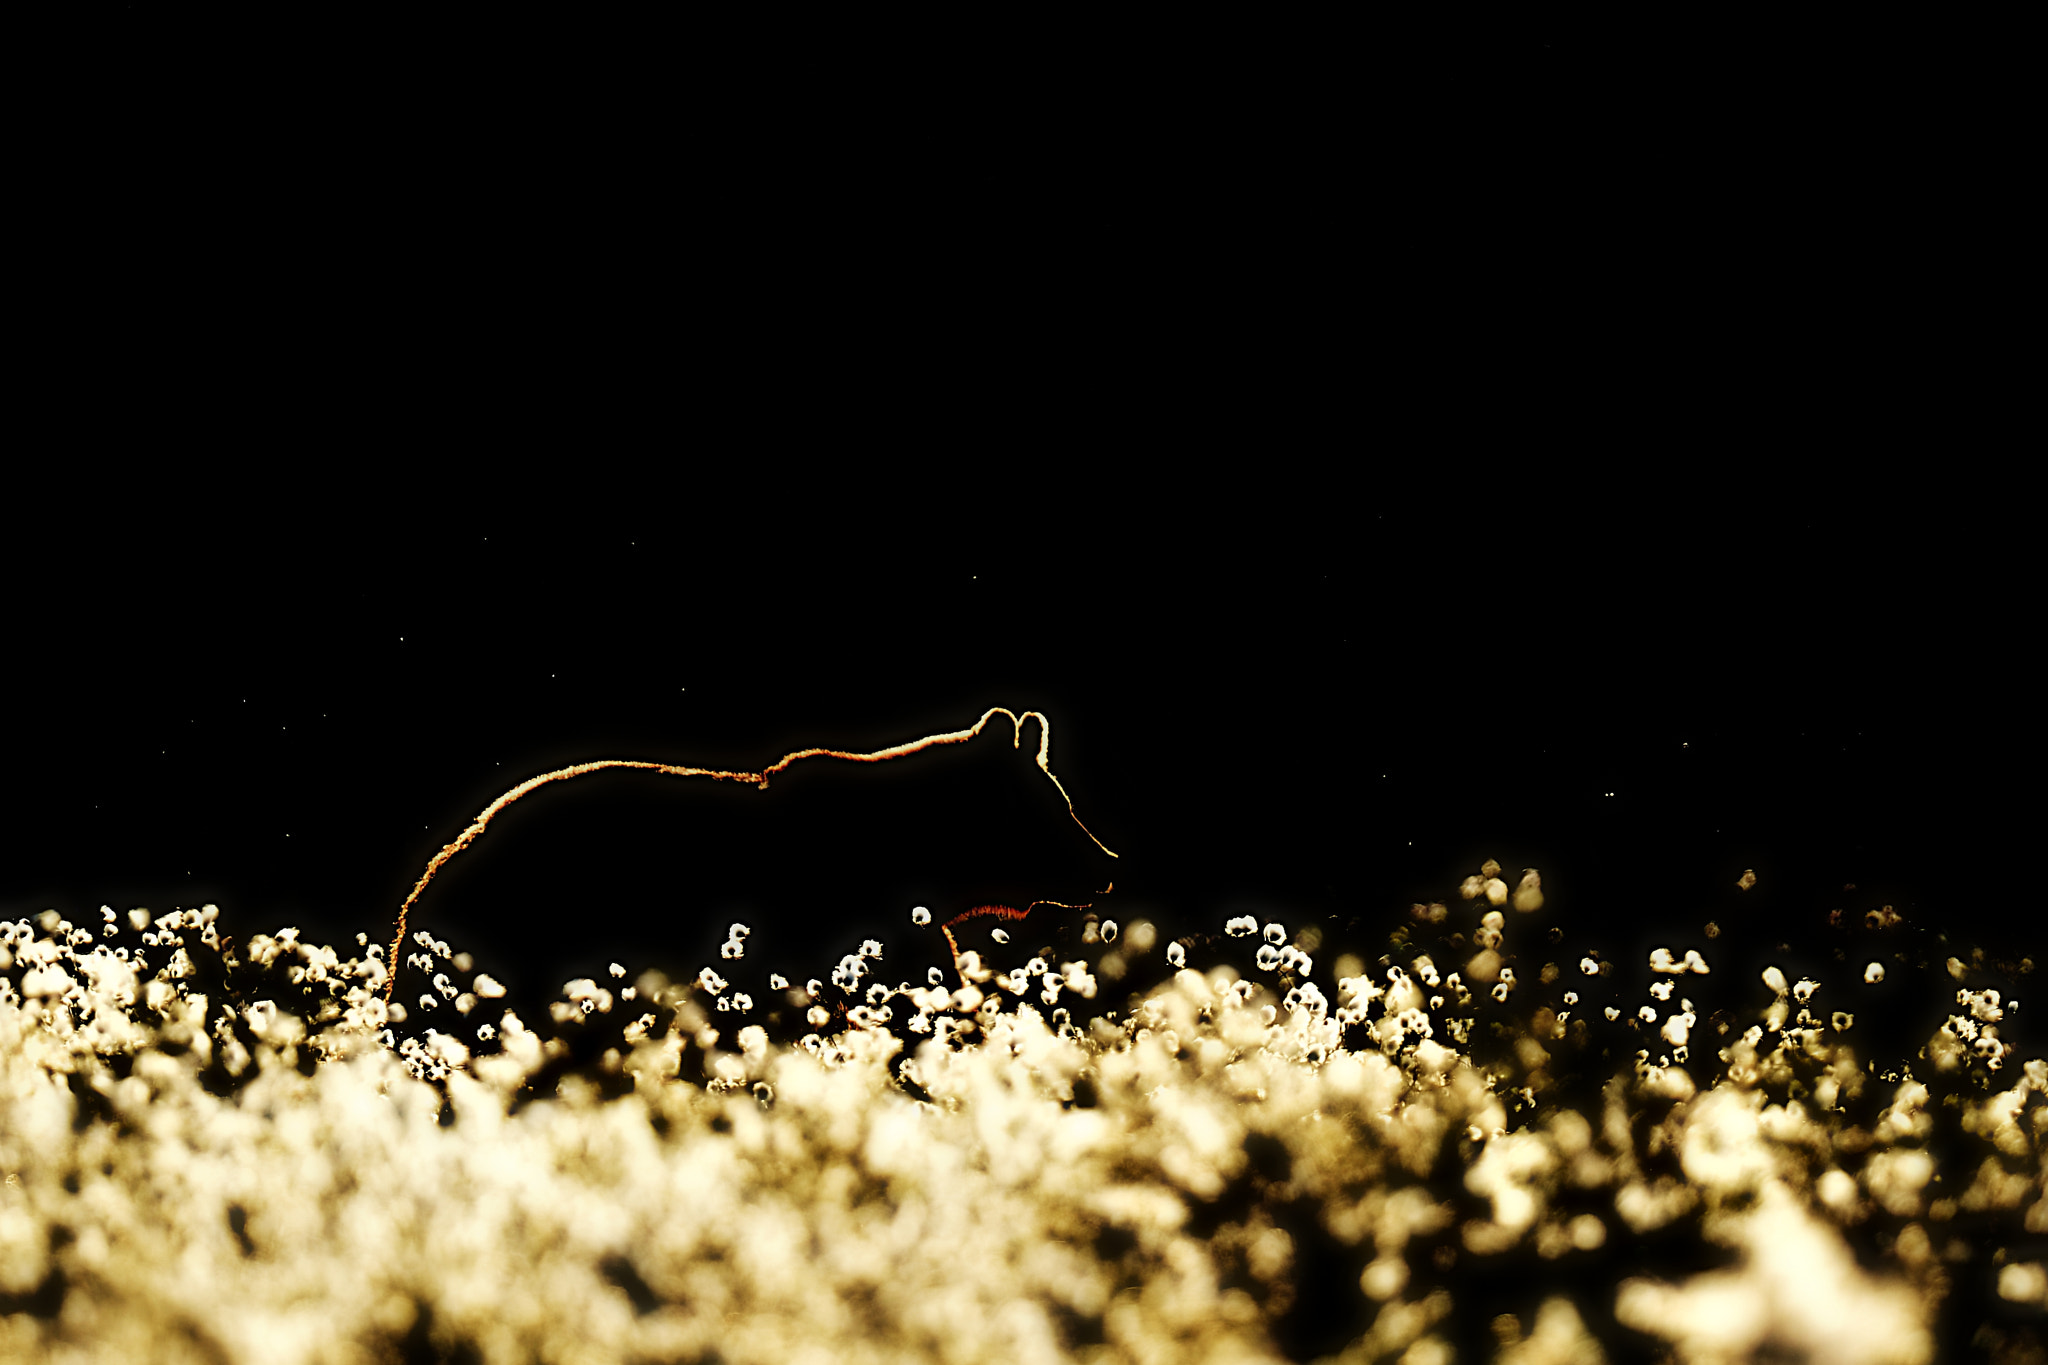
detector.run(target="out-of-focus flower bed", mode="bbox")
[2,867,2043,1364]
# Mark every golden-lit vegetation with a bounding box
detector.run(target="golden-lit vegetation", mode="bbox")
[3,856,2043,1363]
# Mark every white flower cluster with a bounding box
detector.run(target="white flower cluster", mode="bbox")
[828,953,866,993]
[1254,941,1311,976]
[720,922,750,961]
[1649,947,1712,975]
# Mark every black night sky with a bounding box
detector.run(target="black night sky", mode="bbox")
[10,20,2029,1033]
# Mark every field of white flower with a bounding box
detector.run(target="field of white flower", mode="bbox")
[2,865,2043,1364]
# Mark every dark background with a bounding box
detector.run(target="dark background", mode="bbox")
[8,18,2030,1016]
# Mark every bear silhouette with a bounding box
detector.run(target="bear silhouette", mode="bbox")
[382,710,1117,1044]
